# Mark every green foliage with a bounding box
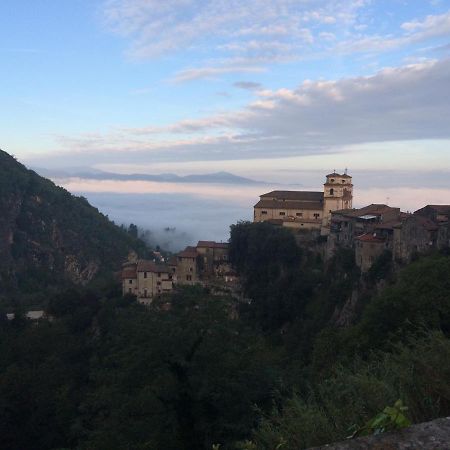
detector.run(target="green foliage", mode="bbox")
[0,285,280,450]
[365,249,393,283]
[342,254,450,357]
[229,222,318,331]
[1,209,449,450]
[246,332,450,449]
[349,400,411,438]
[0,149,149,304]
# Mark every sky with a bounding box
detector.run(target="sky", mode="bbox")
[1,0,450,246]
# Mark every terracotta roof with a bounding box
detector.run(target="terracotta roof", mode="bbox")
[355,233,386,243]
[418,205,450,214]
[255,199,323,210]
[260,190,324,202]
[122,268,137,279]
[197,241,229,249]
[332,204,399,218]
[136,260,170,273]
[178,246,198,258]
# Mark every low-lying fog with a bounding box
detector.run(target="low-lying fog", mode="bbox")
[45,168,450,252]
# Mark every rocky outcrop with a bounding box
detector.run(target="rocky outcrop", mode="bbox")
[0,149,148,294]
[310,417,450,449]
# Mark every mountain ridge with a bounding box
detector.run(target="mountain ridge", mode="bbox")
[0,149,148,303]
[32,167,267,185]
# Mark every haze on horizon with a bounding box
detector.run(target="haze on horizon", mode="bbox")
[1,0,450,246]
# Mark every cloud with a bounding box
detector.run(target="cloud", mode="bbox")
[102,0,369,78]
[102,1,450,81]
[339,11,450,54]
[31,58,450,167]
[172,65,265,83]
[233,81,262,90]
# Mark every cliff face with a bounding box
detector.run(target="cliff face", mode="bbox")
[0,150,147,294]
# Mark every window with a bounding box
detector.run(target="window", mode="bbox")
[331,178,335,182]
[144,272,147,278]
[330,188,334,195]
[144,289,148,297]
[157,272,161,277]
[129,288,132,293]
[342,180,345,183]
[157,281,161,286]
[186,275,192,281]
[279,212,286,216]
[129,279,133,284]
[314,213,320,219]
[189,267,193,272]
[296,212,303,217]
[261,210,267,215]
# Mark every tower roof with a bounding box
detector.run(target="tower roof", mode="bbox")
[326,172,351,178]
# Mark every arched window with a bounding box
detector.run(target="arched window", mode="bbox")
[330,188,334,195]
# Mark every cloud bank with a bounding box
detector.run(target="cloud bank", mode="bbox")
[33,58,450,168]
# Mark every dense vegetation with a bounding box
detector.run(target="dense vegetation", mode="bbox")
[0,150,148,306]
[0,221,449,449]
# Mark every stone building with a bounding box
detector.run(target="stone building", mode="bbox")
[254,172,353,233]
[196,241,229,276]
[329,202,450,271]
[392,214,440,263]
[122,260,174,304]
[355,233,389,272]
[415,205,450,250]
[173,246,198,285]
[328,204,402,256]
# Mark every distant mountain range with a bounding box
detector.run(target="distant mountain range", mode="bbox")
[33,167,266,185]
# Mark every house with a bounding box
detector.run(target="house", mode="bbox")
[355,233,389,272]
[328,204,402,256]
[415,205,450,250]
[392,214,440,263]
[196,241,229,276]
[174,246,199,285]
[254,172,353,233]
[122,260,174,304]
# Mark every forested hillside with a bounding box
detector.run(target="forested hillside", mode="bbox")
[0,150,148,305]
[0,221,449,449]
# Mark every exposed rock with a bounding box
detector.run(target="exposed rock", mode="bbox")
[0,149,148,295]
[309,417,450,449]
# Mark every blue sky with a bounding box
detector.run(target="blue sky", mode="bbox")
[1,0,450,178]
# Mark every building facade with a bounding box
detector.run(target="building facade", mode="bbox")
[122,260,174,304]
[253,172,353,233]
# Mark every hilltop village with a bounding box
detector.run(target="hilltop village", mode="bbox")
[122,171,450,303]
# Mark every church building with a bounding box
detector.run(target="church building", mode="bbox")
[253,172,353,232]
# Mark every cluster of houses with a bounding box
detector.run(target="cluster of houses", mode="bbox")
[253,171,450,272]
[122,171,450,302]
[328,203,449,271]
[122,241,234,304]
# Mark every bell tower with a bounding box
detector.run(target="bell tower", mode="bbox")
[322,170,353,227]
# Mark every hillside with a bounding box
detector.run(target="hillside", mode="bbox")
[0,149,148,302]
